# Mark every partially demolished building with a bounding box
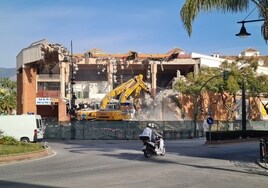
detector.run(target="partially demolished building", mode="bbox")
[16,39,268,123]
[16,39,202,122]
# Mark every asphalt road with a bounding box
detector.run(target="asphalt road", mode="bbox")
[0,139,268,188]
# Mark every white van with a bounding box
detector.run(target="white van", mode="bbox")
[0,114,44,142]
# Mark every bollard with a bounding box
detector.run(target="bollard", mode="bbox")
[70,123,76,140]
[259,139,267,163]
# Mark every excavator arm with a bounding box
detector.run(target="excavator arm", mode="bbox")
[100,76,138,109]
[96,74,152,120]
[119,74,151,103]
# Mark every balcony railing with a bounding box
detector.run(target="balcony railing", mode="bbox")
[36,90,61,97]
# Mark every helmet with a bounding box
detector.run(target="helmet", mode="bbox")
[147,123,155,128]
[147,123,152,128]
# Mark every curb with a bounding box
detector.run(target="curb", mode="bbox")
[0,146,54,164]
[256,160,268,170]
[205,138,258,145]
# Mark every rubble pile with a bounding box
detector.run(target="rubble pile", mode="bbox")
[134,89,182,121]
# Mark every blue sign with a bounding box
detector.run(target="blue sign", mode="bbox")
[81,113,87,119]
[206,117,214,125]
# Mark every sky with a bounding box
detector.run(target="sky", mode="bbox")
[0,0,267,68]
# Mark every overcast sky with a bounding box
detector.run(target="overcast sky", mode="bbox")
[0,0,267,68]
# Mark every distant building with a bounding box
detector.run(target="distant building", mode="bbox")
[239,48,260,57]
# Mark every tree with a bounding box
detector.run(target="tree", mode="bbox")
[180,0,268,41]
[0,78,16,115]
[173,58,268,121]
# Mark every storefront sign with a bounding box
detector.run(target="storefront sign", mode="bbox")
[36,98,51,105]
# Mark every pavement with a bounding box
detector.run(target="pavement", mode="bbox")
[206,138,268,170]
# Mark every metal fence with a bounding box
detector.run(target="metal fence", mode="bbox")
[44,120,201,140]
[43,120,268,140]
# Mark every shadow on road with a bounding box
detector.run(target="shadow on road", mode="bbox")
[0,180,58,188]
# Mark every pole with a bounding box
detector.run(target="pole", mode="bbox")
[193,74,223,138]
[241,80,247,132]
[70,40,76,140]
[193,98,198,138]
[237,19,265,24]
[70,40,76,120]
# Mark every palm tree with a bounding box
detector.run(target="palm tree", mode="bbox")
[180,0,268,40]
[0,78,16,115]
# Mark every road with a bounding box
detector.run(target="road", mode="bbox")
[0,139,267,188]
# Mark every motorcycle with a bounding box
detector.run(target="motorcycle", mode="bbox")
[139,135,166,158]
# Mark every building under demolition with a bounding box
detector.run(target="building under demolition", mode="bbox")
[16,39,202,122]
[16,39,268,123]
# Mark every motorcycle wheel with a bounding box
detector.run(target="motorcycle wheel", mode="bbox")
[160,146,166,156]
[144,150,152,158]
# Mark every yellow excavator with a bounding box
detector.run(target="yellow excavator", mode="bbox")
[95,74,152,121]
[76,109,97,120]
[76,74,151,121]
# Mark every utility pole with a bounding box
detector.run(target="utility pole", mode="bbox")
[70,41,76,120]
[70,40,76,140]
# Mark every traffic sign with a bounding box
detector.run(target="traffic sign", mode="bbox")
[206,117,214,125]
[81,113,87,119]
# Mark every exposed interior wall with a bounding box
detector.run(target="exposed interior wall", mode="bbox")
[37,105,58,117]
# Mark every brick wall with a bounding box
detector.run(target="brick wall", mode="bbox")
[16,72,23,114]
[22,67,37,114]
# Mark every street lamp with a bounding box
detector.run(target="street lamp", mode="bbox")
[236,21,251,37]
[193,71,228,138]
[236,19,265,37]
[236,7,268,38]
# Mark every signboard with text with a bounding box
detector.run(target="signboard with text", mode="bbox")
[36,98,51,105]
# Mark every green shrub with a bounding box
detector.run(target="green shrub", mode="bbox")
[0,136,21,146]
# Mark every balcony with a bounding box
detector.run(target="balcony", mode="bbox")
[36,90,61,98]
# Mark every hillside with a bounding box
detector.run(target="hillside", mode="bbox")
[0,68,16,81]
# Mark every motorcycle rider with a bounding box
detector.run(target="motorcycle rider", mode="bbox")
[141,122,164,152]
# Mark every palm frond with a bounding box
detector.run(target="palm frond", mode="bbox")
[180,0,249,36]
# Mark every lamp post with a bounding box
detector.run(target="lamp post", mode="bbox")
[241,80,246,132]
[193,71,228,138]
[236,9,268,131]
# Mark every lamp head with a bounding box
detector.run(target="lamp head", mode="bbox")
[236,23,251,38]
